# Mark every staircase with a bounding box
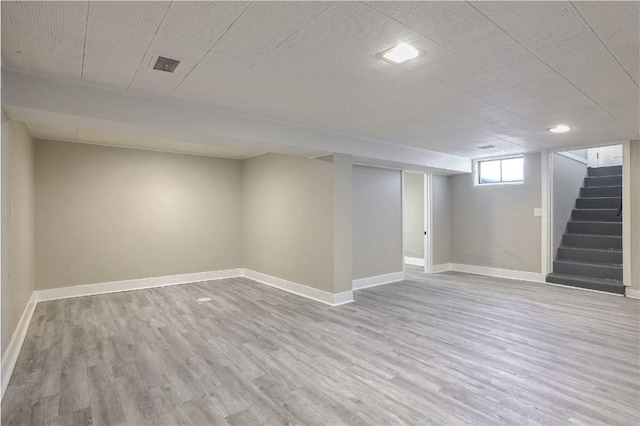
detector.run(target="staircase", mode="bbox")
[547,165,624,294]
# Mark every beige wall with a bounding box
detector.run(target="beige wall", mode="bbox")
[242,153,335,292]
[403,172,424,259]
[432,174,452,265]
[1,114,35,356]
[35,139,243,290]
[451,153,542,273]
[353,165,402,280]
[630,140,640,291]
[552,153,588,254]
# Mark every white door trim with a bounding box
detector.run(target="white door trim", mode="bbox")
[542,151,552,276]
[622,140,631,287]
[424,173,433,274]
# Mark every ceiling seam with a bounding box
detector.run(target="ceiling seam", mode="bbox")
[466,1,638,136]
[169,2,253,94]
[80,9,89,81]
[569,1,639,88]
[125,1,171,91]
[170,1,336,95]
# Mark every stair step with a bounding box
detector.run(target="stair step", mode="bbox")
[588,165,622,177]
[553,260,622,280]
[557,247,622,264]
[576,197,621,209]
[584,175,622,187]
[581,185,622,198]
[563,233,622,249]
[566,221,622,236]
[572,208,621,222]
[546,273,624,294]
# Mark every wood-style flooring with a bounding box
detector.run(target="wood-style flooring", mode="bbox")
[2,266,639,425]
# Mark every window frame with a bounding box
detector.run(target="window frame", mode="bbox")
[474,155,525,186]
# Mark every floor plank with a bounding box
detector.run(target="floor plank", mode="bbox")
[2,268,639,425]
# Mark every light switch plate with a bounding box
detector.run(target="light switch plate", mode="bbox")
[534,208,542,217]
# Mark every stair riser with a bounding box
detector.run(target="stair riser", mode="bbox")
[588,166,622,177]
[562,234,622,249]
[584,176,622,187]
[567,221,622,236]
[546,275,624,294]
[553,261,622,280]
[557,248,622,264]
[580,186,622,197]
[572,209,621,222]
[575,198,621,209]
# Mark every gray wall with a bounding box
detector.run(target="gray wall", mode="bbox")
[242,153,335,292]
[451,153,542,273]
[432,174,452,265]
[552,153,588,254]
[353,166,403,280]
[35,139,243,290]
[1,115,35,356]
[403,172,424,258]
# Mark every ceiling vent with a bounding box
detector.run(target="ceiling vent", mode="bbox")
[478,144,497,150]
[153,56,180,73]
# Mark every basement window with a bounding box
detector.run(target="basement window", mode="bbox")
[477,156,524,185]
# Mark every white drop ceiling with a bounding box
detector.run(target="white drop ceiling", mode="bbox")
[2,1,639,161]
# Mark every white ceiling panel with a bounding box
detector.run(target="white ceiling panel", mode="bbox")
[312,2,388,39]
[155,7,228,51]
[86,15,153,55]
[574,1,639,85]
[88,1,167,35]
[1,1,638,159]
[5,1,87,38]
[170,1,248,28]
[1,3,25,69]
[14,20,84,54]
[21,45,82,80]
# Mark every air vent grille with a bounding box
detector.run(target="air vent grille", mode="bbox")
[153,56,180,73]
[478,144,497,150]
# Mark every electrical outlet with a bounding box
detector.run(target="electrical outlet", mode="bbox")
[534,208,542,217]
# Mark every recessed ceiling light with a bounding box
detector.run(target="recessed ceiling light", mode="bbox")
[549,124,570,133]
[381,43,420,64]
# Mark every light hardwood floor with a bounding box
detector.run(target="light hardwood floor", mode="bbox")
[2,267,639,425]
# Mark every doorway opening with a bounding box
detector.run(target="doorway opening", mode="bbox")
[547,144,625,294]
[402,172,433,275]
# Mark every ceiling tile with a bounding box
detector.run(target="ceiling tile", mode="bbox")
[13,20,84,54]
[86,15,153,55]
[21,45,82,80]
[1,4,26,69]
[155,7,228,50]
[170,1,248,27]
[5,1,87,38]
[88,1,167,34]
[312,2,388,39]
[82,41,143,89]
[574,1,639,85]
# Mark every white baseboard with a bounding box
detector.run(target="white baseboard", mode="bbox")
[353,271,404,290]
[431,263,452,273]
[241,269,353,306]
[35,268,243,302]
[626,288,640,299]
[1,292,37,401]
[449,263,545,283]
[404,256,425,267]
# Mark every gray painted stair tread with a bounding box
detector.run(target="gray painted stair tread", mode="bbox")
[554,259,622,269]
[2,272,639,425]
[546,273,624,294]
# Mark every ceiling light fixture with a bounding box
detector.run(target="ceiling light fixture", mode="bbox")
[381,43,420,64]
[549,124,570,133]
